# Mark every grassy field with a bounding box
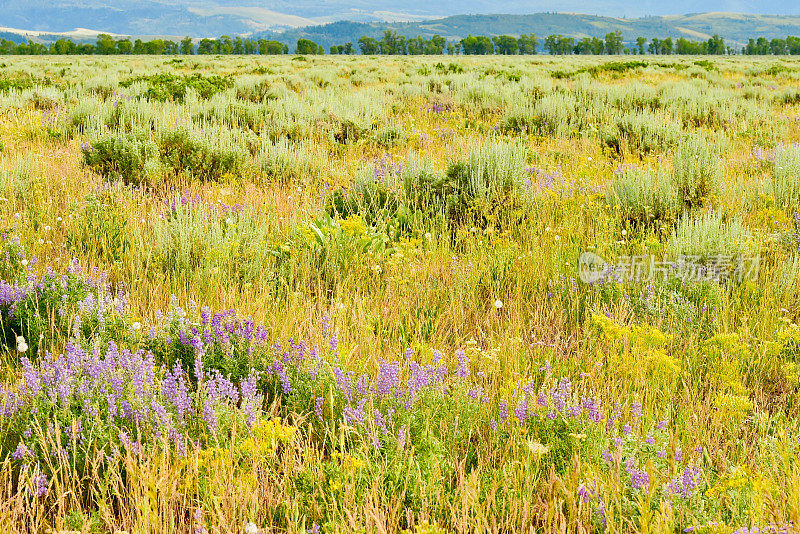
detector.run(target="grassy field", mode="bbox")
[0,54,799,533]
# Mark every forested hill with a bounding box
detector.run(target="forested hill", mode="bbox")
[253,13,800,49]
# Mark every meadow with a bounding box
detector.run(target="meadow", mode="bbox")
[0,54,799,533]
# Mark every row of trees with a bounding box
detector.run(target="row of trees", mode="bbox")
[342,31,736,56]
[0,35,291,56]
[744,37,800,55]
[519,32,729,55]
[3,31,800,56]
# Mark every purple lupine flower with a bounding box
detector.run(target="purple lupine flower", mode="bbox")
[33,473,48,497]
[455,349,469,378]
[595,500,606,526]
[12,442,31,460]
[667,464,702,498]
[314,397,324,420]
[625,458,650,493]
[499,401,508,423]
[577,483,591,503]
[515,399,529,425]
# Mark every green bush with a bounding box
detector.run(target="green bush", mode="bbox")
[81,132,159,185]
[615,111,681,157]
[668,212,755,264]
[328,167,403,226]
[235,79,279,103]
[158,128,246,181]
[83,127,248,184]
[607,166,680,226]
[119,73,233,102]
[673,134,722,209]
[763,144,800,208]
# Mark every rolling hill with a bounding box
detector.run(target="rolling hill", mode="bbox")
[1,0,800,37]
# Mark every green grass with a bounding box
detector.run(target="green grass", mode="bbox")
[0,54,798,534]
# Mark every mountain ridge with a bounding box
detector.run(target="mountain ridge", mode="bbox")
[254,13,800,49]
[3,9,800,49]
[2,0,800,36]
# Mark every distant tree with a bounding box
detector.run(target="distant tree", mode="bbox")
[426,35,446,54]
[648,38,661,54]
[636,36,647,55]
[96,34,116,55]
[407,36,424,55]
[787,36,800,54]
[380,31,406,54]
[343,42,354,55]
[197,38,215,54]
[492,35,518,55]
[770,38,787,55]
[358,36,380,55]
[116,39,132,54]
[574,37,593,55]
[218,36,233,54]
[706,34,725,54]
[16,40,47,55]
[544,35,573,55]
[180,36,194,55]
[543,35,558,55]
[143,39,167,54]
[675,38,700,54]
[447,43,455,55]
[604,31,623,55]
[233,37,244,54]
[51,38,76,55]
[0,39,16,54]
[745,37,770,55]
[258,39,285,54]
[517,33,538,54]
[296,38,323,54]
[461,35,493,55]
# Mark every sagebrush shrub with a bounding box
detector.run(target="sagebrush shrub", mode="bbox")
[119,73,233,102]
[81,132,159,185]
[763,144,800,208]
[615,110,681,157]
[158,128,246,181]
[673,134,723,208]
[668,211,755,263]
[607,167,680,225]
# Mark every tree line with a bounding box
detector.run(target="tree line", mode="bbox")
[2,30,800,56]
